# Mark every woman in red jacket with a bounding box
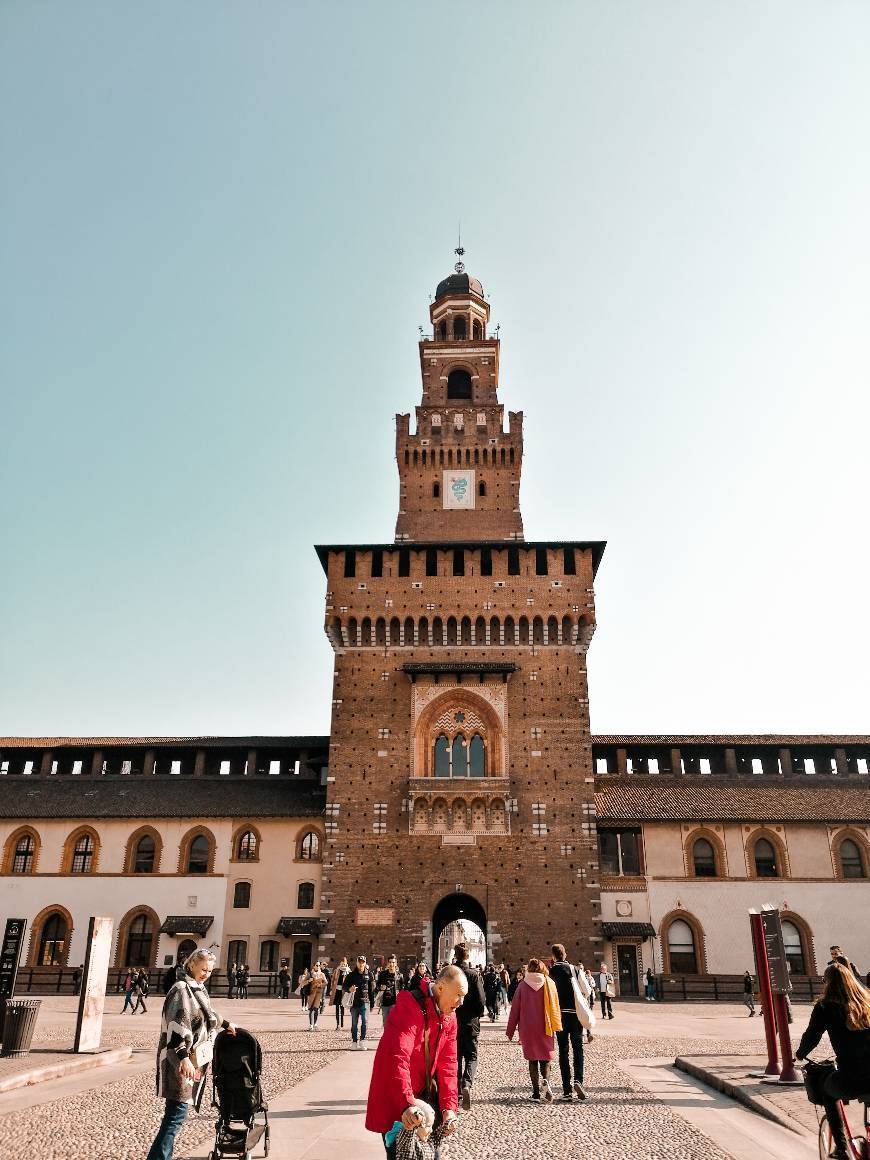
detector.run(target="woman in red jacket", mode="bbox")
[366,965,467,1158]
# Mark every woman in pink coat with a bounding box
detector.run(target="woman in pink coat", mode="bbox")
[506,958,561,1102]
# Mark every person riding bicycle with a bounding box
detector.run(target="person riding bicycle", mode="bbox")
[796,962,870,1160]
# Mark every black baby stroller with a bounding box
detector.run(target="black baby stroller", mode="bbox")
[205,1027,270,1160]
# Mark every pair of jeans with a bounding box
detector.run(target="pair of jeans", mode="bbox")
[457,1019,480,1090]
[556,1010,584,1091]
[599,992,613,1018]
[335,1001,345,1027]
[351,1002,369,1042]
[121,989,135,1012]
[382,1003,394,1029]
[309,1006,319,1027]
[146,1099,188,1160]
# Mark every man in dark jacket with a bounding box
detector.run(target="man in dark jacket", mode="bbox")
[376,954,404,1029]
[452,943,486,1111]
[345,955,375,1049]
[550,944,589,1101]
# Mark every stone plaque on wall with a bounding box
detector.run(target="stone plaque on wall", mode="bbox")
[355,907,395,927]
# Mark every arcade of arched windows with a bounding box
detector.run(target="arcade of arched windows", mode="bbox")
[411,795,509,837]
[406,445,516,467]
[328,612,588,649]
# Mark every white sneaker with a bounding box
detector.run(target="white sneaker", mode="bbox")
[360,1042,368,1050]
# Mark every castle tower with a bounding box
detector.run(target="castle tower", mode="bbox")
[316,255,605,972]
[395,249,523,542]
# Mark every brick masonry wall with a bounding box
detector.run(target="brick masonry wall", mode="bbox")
[320,546,602,969]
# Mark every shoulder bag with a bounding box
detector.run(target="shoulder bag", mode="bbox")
[185,983,216,1070]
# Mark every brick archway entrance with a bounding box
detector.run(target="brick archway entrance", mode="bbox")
[432,892,487,968]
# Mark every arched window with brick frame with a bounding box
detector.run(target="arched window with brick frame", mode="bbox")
[232,825,261,863]
[780,912,816,975]
[415,690,503,780]
[296,829,322,862]
[28,904,74,967]
[178,826,216,875]
[2,825,41,875]
[660,910,706,975]
[124,825,162,874]
[685,828,726,878]
[832,829,870,880]
[115,905,160,968]
[63,826,100,875]
[747,829,788,879]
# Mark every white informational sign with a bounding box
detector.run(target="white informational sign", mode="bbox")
[443,469,475,510]
[73,916,113,1053]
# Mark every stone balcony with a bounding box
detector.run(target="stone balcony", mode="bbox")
[408,776,511,842]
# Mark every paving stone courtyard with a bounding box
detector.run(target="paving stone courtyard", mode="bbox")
[0,997,829,1159]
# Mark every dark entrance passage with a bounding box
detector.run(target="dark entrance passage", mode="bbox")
[616,945,639,997]
[292,940,312,989]
[432,892,487,969]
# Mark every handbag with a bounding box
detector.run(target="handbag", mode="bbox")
[341,990,353,1008]
[570,974,596,1030]
[185,982,216,1071]
[802,1058,836,1106]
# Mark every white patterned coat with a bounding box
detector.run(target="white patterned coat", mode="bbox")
[155,976,223,1103]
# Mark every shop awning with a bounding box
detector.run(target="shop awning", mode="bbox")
[601,922,656,939]
[159,915,214,936]
[276,917,324,937]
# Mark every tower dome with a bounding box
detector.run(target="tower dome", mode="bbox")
[434,269,485,302]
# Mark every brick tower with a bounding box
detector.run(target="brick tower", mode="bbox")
[316,251,606,971]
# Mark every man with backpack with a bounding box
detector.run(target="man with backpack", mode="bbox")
[452,943,486,1111]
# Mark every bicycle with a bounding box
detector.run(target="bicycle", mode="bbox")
[801,1058,870,1160]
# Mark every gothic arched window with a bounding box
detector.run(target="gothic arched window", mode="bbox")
[453,315,467,340]
[12,834,35,874]
[667,918,698,973]
[839,838,866,879]
[753,838,779,878]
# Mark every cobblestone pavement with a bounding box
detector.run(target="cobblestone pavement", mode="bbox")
[0,1026,347,1160]
[1,1001,813,1159]
[446,1027,750,1160]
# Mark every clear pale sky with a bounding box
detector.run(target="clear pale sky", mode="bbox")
[1,2,868,739]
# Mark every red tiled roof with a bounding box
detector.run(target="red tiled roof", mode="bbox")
[592,735,870,746]
[595,779,870,823]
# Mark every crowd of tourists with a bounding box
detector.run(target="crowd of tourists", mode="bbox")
[143,936,870,1160]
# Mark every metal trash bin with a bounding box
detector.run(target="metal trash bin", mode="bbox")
[1,999,41,1058]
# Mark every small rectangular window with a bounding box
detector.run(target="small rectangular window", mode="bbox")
[399,548,410,576]
[0,761,8,775]
[804,757,816,775]
[72,760,83,775]
[426,548,438,576]
[751,757,763,775]
[595,757,608,774]
[170,760,182,775]
[858,758,869,775]
[535,548,548,576]
[699,758,711,775]
[453,549,465,576]
[480,548,492,576]
[220,760,231,776]
[343,549,356,578]
[269,759,280,775]
[563,547,576,575]
[23,760,33,775]
[647,758,659,775]
[508,547,520,576]
[51,760,58,775]
[371,549,383,578]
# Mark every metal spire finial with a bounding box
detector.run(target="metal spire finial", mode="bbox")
[454,224,465,274]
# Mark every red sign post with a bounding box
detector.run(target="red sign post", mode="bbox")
[749,911,780,1076]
